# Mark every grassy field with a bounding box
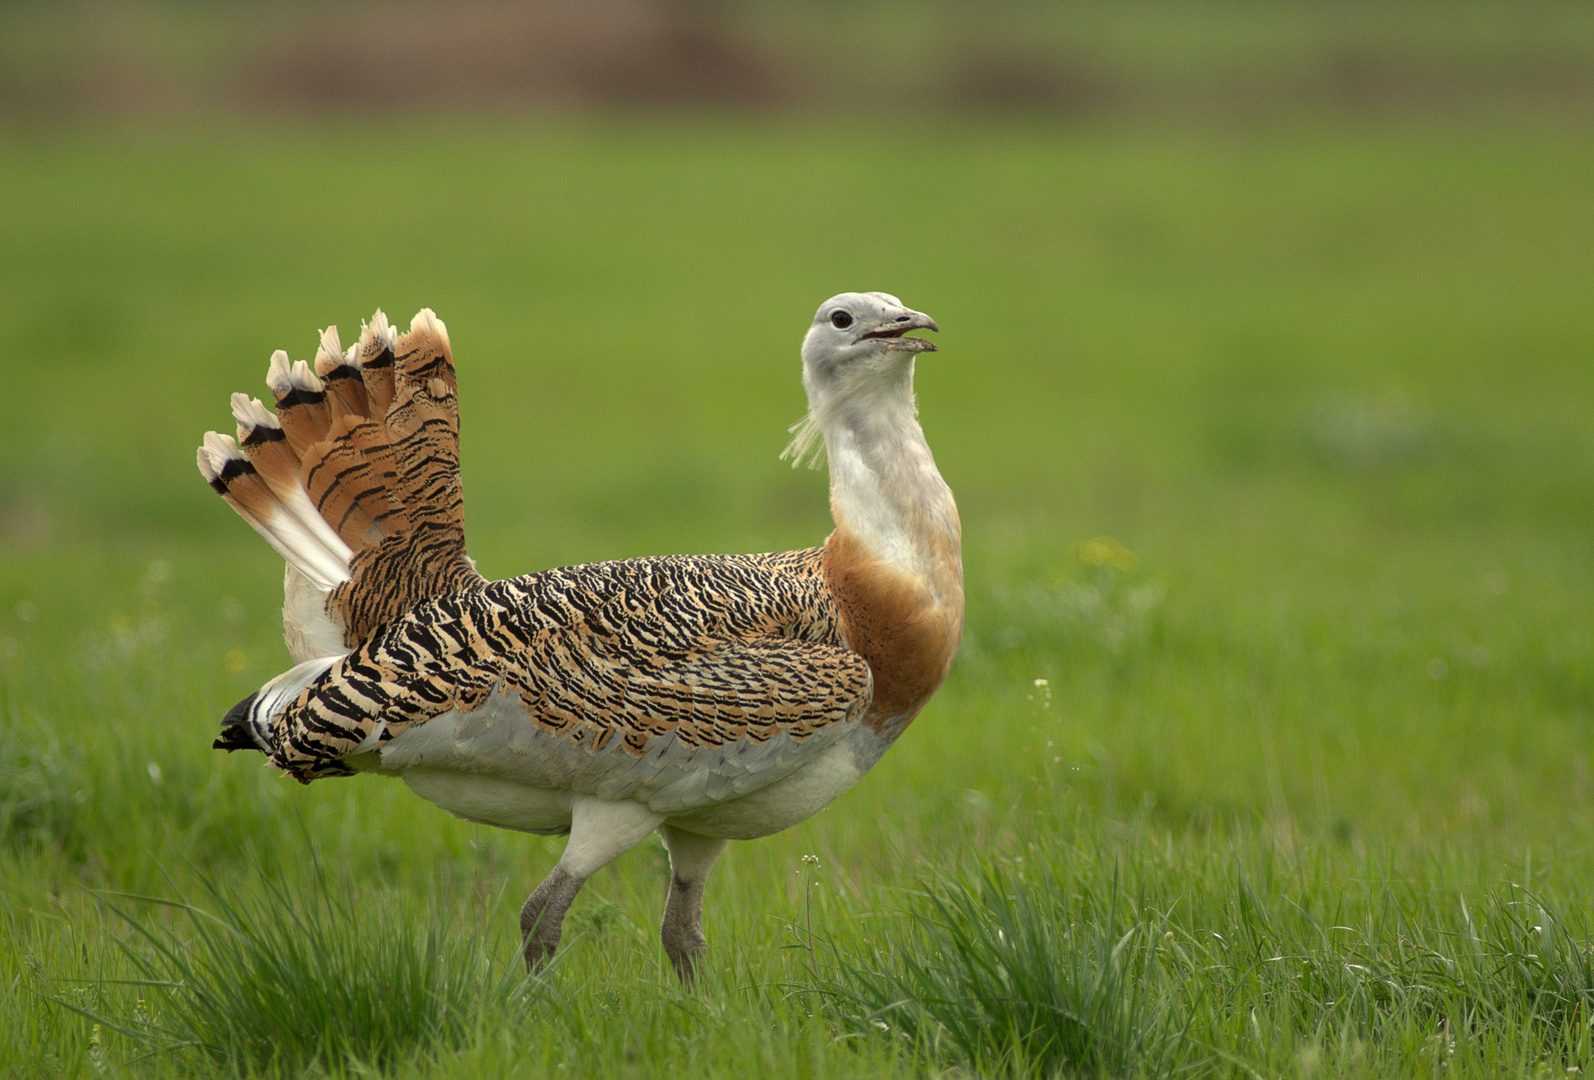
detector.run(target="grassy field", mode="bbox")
[1,109,1593,1077]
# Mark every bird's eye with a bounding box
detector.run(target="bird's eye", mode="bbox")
[830,310,854,330]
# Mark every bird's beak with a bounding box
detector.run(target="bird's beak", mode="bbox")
[859,310,940,353]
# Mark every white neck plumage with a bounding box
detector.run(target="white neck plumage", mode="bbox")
[809,358,962,600]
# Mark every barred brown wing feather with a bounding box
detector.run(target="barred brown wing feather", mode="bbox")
[385,636,872,812]
[262,552,869,808]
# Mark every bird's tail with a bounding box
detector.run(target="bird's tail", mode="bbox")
[214,655,340,754]
[200,309,485,755]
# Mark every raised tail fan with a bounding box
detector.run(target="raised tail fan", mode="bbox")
[199,309,486,752]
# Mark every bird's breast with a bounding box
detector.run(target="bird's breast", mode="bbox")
[823,527,963,738]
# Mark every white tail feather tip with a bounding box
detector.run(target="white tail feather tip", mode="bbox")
[288,360,322,392]
[314,326,345,375]
[230,393,280,430]
[266,350,293,397]
[202,430,243,464]
[410,308,449,348]
[358,309,397,352]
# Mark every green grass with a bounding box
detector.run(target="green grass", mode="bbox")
[824,848,1185,1077]
[83,864,537,1074]
[1,105,1592,1078]
[824,822,1594,1077]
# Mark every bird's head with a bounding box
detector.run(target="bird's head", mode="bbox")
[800,292,938,393]
[784,292,940,468]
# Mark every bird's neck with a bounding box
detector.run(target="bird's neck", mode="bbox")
[819,378,960,590]
[814,367,963,737]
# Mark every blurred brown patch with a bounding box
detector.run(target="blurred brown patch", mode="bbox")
[1,0,1592,120]
[241,1,779,111]
[941,47,1119,115]
[1310,42,1594,112]
[0,500,55,550]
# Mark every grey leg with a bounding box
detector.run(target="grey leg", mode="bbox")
[658,824,728,983]
[520,796,663,971]
[519,865,584,970]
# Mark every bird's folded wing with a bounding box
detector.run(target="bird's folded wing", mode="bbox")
[385,635,873,813]
[261,553,872,811]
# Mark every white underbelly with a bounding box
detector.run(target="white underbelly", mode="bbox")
[663,737,872,839]
[399,769,575,835]
[371,706,893,841]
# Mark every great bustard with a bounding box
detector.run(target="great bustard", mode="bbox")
[197,293,962,980]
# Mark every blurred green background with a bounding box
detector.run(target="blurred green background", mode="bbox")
[2,3,1593,1077]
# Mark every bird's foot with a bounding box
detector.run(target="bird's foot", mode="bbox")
[663,930,707,984]
[519,867,580,972]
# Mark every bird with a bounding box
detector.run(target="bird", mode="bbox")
[196,293,963,981]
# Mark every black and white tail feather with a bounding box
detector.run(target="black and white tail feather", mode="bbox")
[215,655,340,753]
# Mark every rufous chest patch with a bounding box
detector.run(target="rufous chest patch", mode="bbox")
[823,529,962,737]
